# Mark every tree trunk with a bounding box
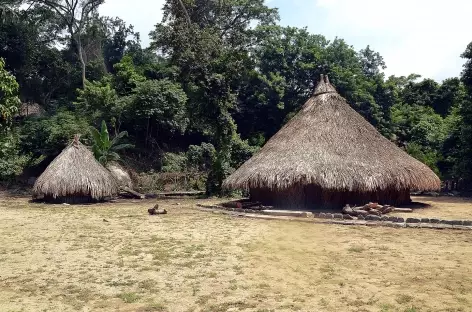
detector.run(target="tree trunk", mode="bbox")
[77,34,87,88]
[69,26,87,89]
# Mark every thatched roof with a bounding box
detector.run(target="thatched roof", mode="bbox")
[106,162,133,189]
[15,102,45,118]
[224,75,441,193]
[33,136,119,201]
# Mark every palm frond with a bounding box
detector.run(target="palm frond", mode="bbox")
[110,131,128,146]
[111,143,134,151]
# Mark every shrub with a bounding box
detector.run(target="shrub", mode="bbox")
[20,110,91,157]
[0,131,31,181]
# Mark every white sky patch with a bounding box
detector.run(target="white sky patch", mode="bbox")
[313,0,471,80]
[99,0,165,45]
[99,0,471,81]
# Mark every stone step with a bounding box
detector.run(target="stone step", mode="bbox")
[261,210,313,218]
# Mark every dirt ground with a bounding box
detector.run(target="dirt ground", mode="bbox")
[1,195,472,312]
[398,195,472,220]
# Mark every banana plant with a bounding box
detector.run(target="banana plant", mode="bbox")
[90,120,134,165]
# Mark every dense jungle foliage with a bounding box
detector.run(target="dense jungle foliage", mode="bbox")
[1,0,472,193]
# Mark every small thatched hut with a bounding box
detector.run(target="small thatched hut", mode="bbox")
[106,162,133,189]
[223,75,441,209]
[32,136,119,204]
[15,102,45,118]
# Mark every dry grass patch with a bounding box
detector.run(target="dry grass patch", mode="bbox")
[0,195,471,311]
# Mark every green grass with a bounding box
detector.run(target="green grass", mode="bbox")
[117,292,140,303]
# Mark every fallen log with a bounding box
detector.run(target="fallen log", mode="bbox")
[121,186,145,199]
[352,209,369,216]
[148,208,167,215]
[222,201,243,208]
[155,191,205,197]
[148,204,167,215]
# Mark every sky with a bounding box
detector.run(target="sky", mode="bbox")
[100,0,472,82]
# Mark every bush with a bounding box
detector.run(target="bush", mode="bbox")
[406,142,441,176]
[161,152,187,173]
[186,143,216,172]
[20,110,91,157]
[230,138,259,169]
[125,79,189,137]
[0,131,31,181]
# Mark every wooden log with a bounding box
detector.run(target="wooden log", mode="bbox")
[368,209,381,216]
[148,207,167,215]
[121,186,145,199]
[393,208,413,213]
[355,206,369,211]
[155,191,205,197]
[222,201,243,208]
[242,201,262,208]
[353,209,369,216]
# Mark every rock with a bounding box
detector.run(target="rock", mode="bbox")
[333,213,343,219]
[318,213,326,219]
[357,215,365,220]
[406,218,420,223]
[387,216,398,222]
[439,219,453,225]
[343,214,354,220]
[380,216,390,221]
[430,218,440,223]
[365,215,381,221]
[420,218,430,223]
[451,220,463,226]
[342,205,355,215]
[463,220,472,226]
[396,217,405,223]
[325,213,334,219]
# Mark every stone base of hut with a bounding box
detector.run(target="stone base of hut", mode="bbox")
[250,186,412,210]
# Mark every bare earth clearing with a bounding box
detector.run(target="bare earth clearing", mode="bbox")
[1,195,472,312]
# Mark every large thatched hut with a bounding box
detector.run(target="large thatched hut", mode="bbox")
[32,136,119,204]
[223,75,441,209]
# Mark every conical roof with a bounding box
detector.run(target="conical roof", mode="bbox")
[33,136,119,201]
[223,75,441,192]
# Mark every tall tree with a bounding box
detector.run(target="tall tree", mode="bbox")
[0,58,20,130]
[458,42,472,185]
[27,0,104,87]
[151,0,279,194]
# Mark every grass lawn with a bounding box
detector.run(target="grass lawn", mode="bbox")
[0,195,472,312]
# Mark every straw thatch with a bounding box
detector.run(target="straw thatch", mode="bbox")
[106,162,133,189]
[32,136,119,203]
[223,75,441,209]
[15,102,44,118]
